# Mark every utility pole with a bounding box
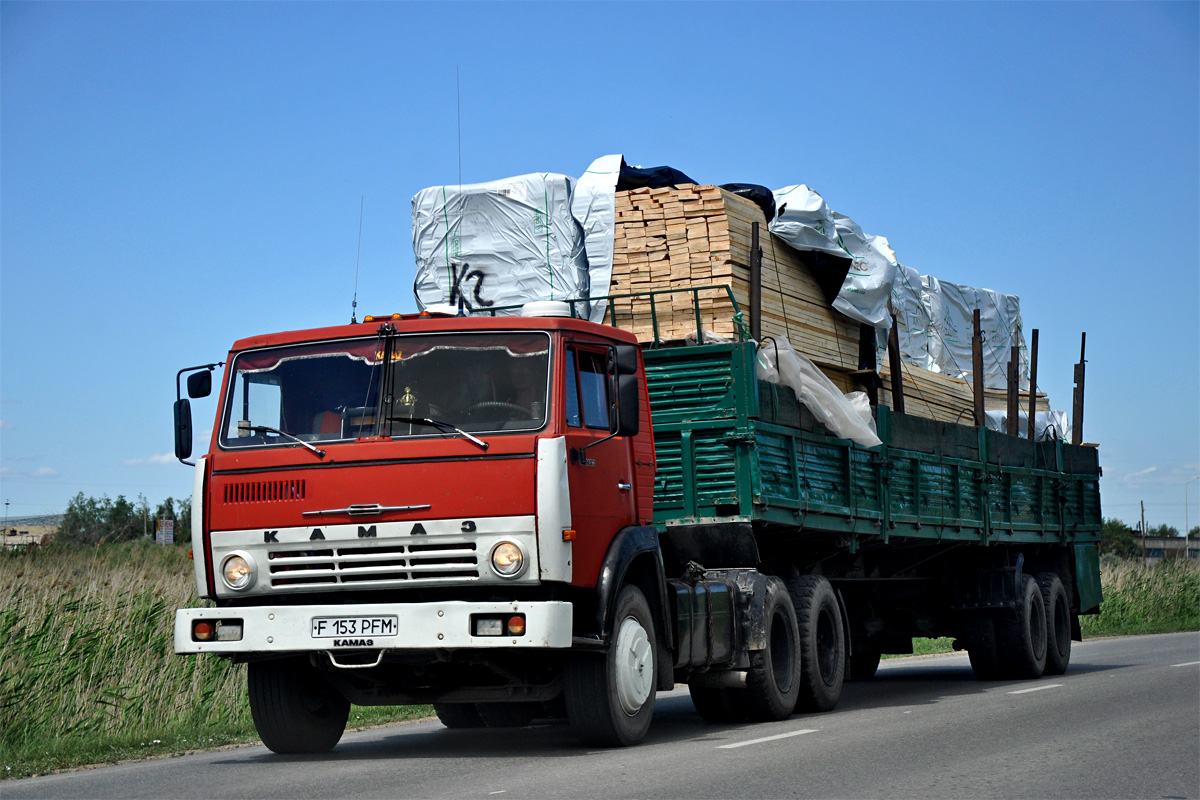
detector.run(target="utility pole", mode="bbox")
[1187,477,1200,560]
[1141,501,1147,564]
[3,499,8,535]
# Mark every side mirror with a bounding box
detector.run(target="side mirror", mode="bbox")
[610,374,639,437]
[174,399,193,461]
[187,370,212,399]
[611,344,639,376]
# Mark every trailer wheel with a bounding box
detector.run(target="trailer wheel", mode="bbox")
[565,584,657,746]
[788,574,845,712]
[248,658,349,754]
[965,619,1003,680]
[476,702,539,728]
[1038,573,1072,676]
[688,685,747,724]
[847,650,881,681]
[743,577,801,721]
[434,703,485,729]
[997,574,1048,679]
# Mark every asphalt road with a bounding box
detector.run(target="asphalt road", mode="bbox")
[9,632,1199,799]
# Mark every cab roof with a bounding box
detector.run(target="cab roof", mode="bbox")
[228,312,640,353]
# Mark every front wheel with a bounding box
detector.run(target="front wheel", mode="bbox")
[248,658,349,754]
[565,584,657,747]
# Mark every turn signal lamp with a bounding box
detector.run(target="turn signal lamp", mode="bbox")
[193,621,215,641]
[507,615,526,636]
[562,529,576,542]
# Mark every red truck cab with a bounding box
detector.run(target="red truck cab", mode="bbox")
[175,308,665,750]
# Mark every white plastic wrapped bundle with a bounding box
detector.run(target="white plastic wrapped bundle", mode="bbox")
[890,264,1028,390]
[769,185,899,332]
[412,173,589,315]
[756,335,882,448]
[983,409,1071,442]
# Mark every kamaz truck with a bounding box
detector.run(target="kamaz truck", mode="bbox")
[172,289,1102,751]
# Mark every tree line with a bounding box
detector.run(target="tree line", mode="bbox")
[56,492,192,546]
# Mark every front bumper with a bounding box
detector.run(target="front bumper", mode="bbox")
[174,600,573,655]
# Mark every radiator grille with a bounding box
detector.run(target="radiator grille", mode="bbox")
[223,480,306,504]
[267,540,479,588]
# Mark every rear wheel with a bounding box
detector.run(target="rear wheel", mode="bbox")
[965,619,1003,680]
[565,584,657,747]
[476,702,540,728]
[1038,573,1072,676]
[847,650,881,681]
[248,658,349,754]
[743,577,801,721]
[688,685,747,724]
[788,575,846,712]
[997,575,1048,679]
[434,703,484,729]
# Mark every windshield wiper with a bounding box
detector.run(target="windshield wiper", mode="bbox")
[386,416,489,451]
[248,425,326,458]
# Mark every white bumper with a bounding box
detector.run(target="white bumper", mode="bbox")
[174,600,573,655]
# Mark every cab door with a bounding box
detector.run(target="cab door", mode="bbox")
[561,343,636,587]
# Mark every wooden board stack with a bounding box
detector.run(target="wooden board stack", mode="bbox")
[609,185,861,374]
[607,184,1051,427]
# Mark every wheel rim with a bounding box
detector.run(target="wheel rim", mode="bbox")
[816,605,838,686]
[614,615,654,716]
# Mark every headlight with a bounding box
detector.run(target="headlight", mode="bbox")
[221,553,256,591]
[490,541,525,578]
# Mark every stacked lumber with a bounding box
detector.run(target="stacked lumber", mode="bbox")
[878,363,1050,426]
[607,184,1051,427]
[609,185,861,373]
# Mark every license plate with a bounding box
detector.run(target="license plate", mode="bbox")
[311,615,398,638]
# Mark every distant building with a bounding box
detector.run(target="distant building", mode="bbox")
[1134,535,1198,564]
[3,514,62,548]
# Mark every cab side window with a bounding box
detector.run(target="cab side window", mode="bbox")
[565,347,609,430]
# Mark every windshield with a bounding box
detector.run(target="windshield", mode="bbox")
[219,332,550,449]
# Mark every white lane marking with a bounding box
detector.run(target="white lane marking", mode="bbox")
[717,729,819,749]
[489,792,507,796]
[1171,661,1200,667]
[1008,683,1063,694]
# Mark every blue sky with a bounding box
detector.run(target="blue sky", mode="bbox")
[2,2,1197,531]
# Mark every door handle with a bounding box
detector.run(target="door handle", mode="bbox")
[617,482,632,492]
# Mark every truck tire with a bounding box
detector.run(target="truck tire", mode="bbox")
[965,619,1003,680]
[743,577,801,721]
[847,650,881,681]
[565,584,657,747]
[1038,572,1072,676]
[248,658,349,754]
[787,574,845,712]
[434,703,485,729]
[997,574,1048,679]
[476,701,539,728]
[688,685,747,724]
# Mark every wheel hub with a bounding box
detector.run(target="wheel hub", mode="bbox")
[614,615,653,716]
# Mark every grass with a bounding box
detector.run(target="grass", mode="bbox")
[0,542,429,780]
[3,545,1196,779]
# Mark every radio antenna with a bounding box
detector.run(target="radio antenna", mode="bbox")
[350,196,363,324]
[457,66,462,189]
